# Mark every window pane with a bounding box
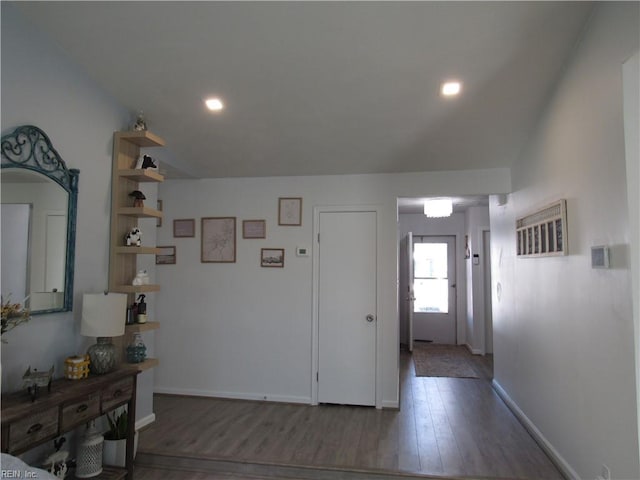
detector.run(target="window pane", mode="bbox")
[413,242,449,313]
[414,243,447,278]
[413,279,449,313]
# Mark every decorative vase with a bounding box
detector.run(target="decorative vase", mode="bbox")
[126,333,147,364]
[102,433,138,468]
[76,421,103,478]
[87,337,117,374]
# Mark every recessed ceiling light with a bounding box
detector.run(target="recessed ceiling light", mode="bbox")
[205,97,224,111]
[441,81,462,97]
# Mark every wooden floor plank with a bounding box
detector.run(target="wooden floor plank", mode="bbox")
[138,349,563,479]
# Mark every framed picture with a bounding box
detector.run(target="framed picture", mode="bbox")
[202,217,236,263]
[173,218,195,238]
[242,219,266,239]
[261,248,284,268]
[516,199,567,258]
[278,197,302,226]
[157,200,163,228]
[156,246,176,265]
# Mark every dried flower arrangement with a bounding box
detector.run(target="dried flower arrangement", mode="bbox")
[1,294,30,341]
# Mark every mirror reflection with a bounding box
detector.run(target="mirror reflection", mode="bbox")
[1,125,79,315]
[1,169,69,311]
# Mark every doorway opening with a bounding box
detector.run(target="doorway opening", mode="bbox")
[398,195,493,360]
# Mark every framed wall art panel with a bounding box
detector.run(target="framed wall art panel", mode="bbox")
[516,199,568,258]
[201,217,236,263]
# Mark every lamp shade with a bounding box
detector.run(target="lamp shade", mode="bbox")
[81,293,127,338]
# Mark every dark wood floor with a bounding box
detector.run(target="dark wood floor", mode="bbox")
[136,349,563,480]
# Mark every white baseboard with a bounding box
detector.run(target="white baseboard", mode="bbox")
[135,413,156,431]
[464,343,483,355]
[492,380,579,480]
[154,386,311,405]
[382,400,399,409]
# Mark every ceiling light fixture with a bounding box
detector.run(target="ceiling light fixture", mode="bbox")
[441,81,462,97]
[205,97,224,111]
[424,198,453,218]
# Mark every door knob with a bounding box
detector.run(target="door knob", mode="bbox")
[366,314,375,323]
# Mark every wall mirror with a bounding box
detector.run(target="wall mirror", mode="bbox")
[1,125,79,314]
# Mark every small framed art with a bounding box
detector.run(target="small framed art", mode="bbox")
[202,217,236,263]
[261,248,284,268]
[243,219,266,239]
[156,246,176,265]
[157,200,163,227]
[278,197,302,226]
[174,218,195,238]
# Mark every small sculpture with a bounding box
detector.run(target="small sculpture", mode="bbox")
[134,154,158,171]
[23,365,54,401]
[132,270,150,286]
[129,190,146,207]
[44,438,69,479]
[125,227,142,247]
[132,112,147,131]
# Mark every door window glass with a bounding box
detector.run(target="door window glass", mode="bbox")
[413,242,449,313]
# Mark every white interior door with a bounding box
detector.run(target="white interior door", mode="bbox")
[318,210,377,406]
[1,203,31,303]
[406,232,415,352]
[412,236,456,344]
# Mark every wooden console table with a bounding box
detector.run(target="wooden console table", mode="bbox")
[1,369,139,480]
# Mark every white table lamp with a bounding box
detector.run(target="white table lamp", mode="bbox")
[81,292,127,374]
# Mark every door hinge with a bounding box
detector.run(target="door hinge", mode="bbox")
[316,371,319,382]
[317,233,320,243]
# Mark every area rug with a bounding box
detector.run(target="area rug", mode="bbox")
[412,343,480,378]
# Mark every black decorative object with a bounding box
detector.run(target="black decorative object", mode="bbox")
[129,190,146,207]
[135,154,158,170]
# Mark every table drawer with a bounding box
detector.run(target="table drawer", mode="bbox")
[9,407,58,453]
[102,377,133,412]
[61,393,100,431]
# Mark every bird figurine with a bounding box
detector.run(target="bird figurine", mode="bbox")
[129,190,146,208]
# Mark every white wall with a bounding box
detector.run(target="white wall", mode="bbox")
[490,4,639,479]
[155,169,510,407]
[1,5,156,426]
[623,50,640,468]
[398,213,467,346]
[464,206,490,354]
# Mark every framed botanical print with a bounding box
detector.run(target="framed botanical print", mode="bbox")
[201,217,236,263]
[278,197,302,226]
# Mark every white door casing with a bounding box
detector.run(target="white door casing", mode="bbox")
[312,206,380,407]
[406,232,415,352]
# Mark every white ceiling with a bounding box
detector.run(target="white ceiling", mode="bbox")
[14,1,593,179]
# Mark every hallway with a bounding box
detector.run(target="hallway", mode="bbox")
[136,349,562,479]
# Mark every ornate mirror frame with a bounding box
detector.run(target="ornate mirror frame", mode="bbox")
[1,125,79,314]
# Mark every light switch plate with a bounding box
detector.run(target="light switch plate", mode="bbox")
[591,246,609,268]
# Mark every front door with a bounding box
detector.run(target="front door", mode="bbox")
[317,210,377,406]
[412,236,456,344]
